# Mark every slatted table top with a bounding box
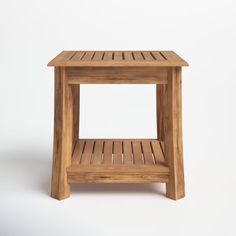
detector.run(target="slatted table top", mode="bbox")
[48,51,188,67]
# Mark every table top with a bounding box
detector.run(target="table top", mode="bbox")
[48,51,188,67]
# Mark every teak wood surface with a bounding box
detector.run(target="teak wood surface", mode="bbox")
[48,50,188,200]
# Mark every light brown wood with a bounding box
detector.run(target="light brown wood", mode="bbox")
[151,140,165,165]
[124,51,134,60]
[151,51,166,61]
[72,140,84,165]
[80,140,94,164]
[160,141,165,153]
[114,51,123,60]
[132,141,143,164]
[72,85,80,149]
[70,51,85,61]
[142,141,155,165]
[68,172,169,183]
[123,141,134,165]
[157,84,167,141]
[67,67,168,84]
[103,141,113,164]
[48,50,188,67]
[67,164,169,183]
[132,51,144,61]
[103,51,113,61]
[48,51,76,66]
[68,164,168,172]
[93,51,104,61]
[142,51,154,61]
[82,51,95,61]
[113,141,123,165]
[72,139,166,166]
[92,140,103,164]
[164,67,185,200]
[160,51,186,64]
[51,67,73,200]
[48,50,188,200]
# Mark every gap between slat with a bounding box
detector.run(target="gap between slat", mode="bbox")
[150,141,157,165]
[79,141,87,164]
[159,52,168,60]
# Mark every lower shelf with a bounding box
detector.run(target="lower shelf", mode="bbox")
[67,139,169,183]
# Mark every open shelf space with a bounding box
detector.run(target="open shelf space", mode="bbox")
[67,139,169,183]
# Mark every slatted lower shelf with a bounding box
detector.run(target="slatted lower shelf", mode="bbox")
[67,139,169,183]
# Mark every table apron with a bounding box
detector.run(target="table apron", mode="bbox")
[66,67,168,84]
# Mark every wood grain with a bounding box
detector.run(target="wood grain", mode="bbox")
[142,141,155,165]
[67,67,167,84]
[132,141,143,164]
[48,50,188,67]
[72,139,165,166]
[72,140,84,165]
[72,85,80,149]
[157,84,167,141]
[123,141,133,165]
[51,67,73,200]
[80,140,94,164]
[67,164,169,183]
[113,141,123,165]
[103,141,113,164]
[92,141,103,164]
[48,51,188,200]
[164,67,185,200]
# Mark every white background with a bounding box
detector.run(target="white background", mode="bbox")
[0,0,236,235]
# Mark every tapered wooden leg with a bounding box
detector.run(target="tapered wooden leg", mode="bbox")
[164,67,185,200]
[156,84,167,141]
[51,67,73,200]
[72,85,80,149]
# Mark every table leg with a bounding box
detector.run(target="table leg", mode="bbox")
[164,67,185,200]
[156,84,167,141]
[72,85,80,149]
[51,67,73,200]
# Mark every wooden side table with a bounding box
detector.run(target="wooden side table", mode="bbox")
[48,51,188,200]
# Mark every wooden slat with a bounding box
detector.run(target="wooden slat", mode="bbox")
[114,51,123,60]
[141,141,155,164]
[103,141,113,164]
[160,141,165,156]
[123,141,133,164]
[103,51,113,61]
[124,51,133,60]
[80,140,94,164]
[72,140,85,165]
[93,51,104,61]
[142,51,154,61]
[132,51,144,60]
[92,140,104,164]
[113,141,123,165]
[151,51,166,61]
[82,51,95,61]
[48,51,76,66]
[132,141,143,164]
[160,51,186,64]
[70,51,85,61]
[151,141,165,165]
